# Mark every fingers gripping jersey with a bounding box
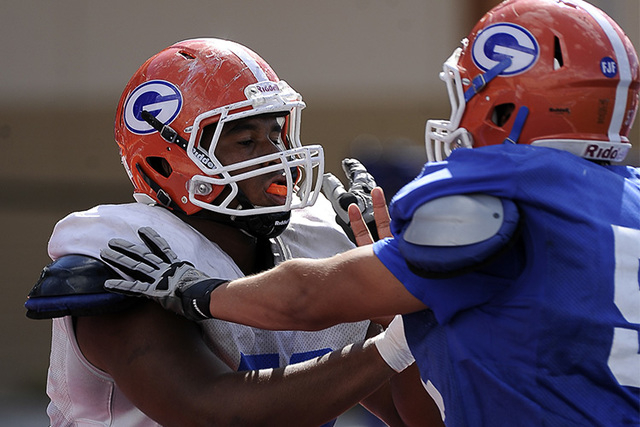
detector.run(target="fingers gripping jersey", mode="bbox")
[45,195,368,426]
[373,144,640,426]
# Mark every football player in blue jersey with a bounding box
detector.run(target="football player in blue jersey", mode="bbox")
[25,38,439,426]
[97,0,640,425]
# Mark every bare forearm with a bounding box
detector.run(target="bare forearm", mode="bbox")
[210,246,425,331]
[196,339,397,426]
[358,363,444,427]
[210,257,335,330]
[391,364,445,426]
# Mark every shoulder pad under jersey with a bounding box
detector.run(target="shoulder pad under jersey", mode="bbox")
[396,194,520,277]
[25,255,137,319]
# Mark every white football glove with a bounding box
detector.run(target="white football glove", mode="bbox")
[322,158,379,242]
[373,315,415,372]
[100,227,227,321]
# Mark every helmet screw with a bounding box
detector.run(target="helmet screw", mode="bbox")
[191,182,213,196]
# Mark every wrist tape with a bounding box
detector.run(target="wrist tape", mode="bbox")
[373,315,414,372]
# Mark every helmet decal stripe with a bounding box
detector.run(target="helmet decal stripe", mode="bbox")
[573,1,632,143]
[222,40,270,83]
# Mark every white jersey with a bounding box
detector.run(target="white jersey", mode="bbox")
[45,195,369,426]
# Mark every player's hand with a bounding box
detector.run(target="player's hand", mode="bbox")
[100,227,227,321]
[348,187,392,246]
[322,158,379,243]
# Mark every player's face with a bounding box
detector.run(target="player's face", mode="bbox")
[213,114,289,208]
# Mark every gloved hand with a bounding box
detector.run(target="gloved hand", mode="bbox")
[372,315,415,372]
[100,227,227,321]
[322,158,379,242]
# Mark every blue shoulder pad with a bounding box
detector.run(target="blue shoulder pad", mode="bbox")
[25,255,137,319]
[396,195,520,277]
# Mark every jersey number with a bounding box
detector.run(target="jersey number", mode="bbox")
[238,348,332,371]
[608,225,640,388]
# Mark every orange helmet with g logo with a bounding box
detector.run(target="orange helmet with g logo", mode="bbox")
[115,38,323,220]
[426,0,639,163]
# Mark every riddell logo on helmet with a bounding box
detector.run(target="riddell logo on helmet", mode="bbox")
[246,82,280,98]
[192,148,215,169]
[256,82,279,93]
[583,144,619,160]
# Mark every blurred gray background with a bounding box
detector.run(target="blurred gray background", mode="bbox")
[1,0,638,424]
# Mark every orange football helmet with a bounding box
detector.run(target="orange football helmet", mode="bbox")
[115,38,324,221]
[426,0,639,162]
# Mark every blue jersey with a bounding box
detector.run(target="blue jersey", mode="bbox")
[373,144,640,426]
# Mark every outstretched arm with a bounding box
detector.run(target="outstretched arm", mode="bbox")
[76,301,410,427]
[211,245,426,331]
[101,224,427,330]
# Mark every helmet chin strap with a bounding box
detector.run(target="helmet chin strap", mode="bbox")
[187,188,291,239]
[460,58,530,146]
[141,110,189,150]
[503,106,530,145]
[135,163,187,214]
[464,57,512,103]
[459,57,533,147]
[227,166,299,239]
[229,190,291,239]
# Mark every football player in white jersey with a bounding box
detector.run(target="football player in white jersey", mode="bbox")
[25,39,438,426]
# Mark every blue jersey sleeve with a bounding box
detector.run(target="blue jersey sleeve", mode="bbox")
[373,145,526,322]
[373,237,516,323]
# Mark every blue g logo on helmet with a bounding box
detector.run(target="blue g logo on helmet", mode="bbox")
[124,80,183,134]
[472,23,539,76]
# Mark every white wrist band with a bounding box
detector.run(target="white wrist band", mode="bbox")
[373,315,415,372]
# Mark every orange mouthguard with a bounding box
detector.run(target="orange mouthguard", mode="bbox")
[267,183,288,196]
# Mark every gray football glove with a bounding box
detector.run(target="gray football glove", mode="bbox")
[100,226,227,321]
[322,158,379,242]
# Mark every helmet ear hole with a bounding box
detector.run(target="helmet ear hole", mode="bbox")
[147,157,172,178]
[492,103,515,127]
[553,36,564,70]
